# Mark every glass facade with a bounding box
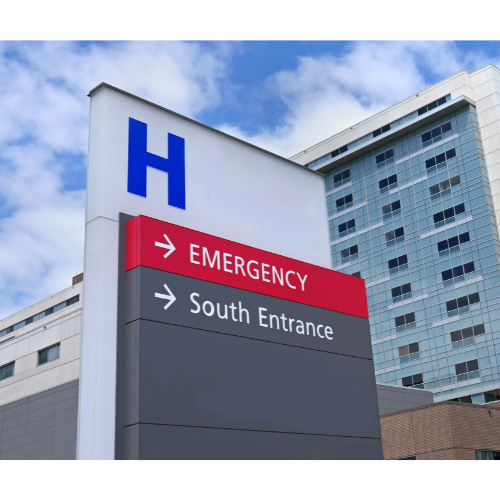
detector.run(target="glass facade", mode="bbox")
[325,104,500,401]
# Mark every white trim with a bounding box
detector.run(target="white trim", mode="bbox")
[432,315,461,328]
[420,215,473,239]
[388,175,428,195]
[365,276,390,289]
[333,262,352,271]
[372,333,397,345]
[454,275,483,289]
[331,222,383,246]
[325,181,352,197]
[375,364,401,375]
[387,293,428,310]
[328,201,367,221]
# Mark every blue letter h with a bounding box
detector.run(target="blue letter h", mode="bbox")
[127,117,186,210]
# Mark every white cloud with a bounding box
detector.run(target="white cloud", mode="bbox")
[0,41,233,319]
[218,41,493,158]
[0,40,496,320]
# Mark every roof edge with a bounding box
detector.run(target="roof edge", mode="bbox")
[88,82,324,178]
[380,399,500,418]
[289,65,490,161]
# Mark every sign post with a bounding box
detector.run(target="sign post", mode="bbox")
[78,83,382,459]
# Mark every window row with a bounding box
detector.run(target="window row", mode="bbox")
[388,254,408,272]
[421,121,452,144]
[433,202,465,226]
[398,341,420,363]
[312,95,450,170]
[429,175,461,198]
[425,147,456,170]
[373,124,391,138]
[0,344,61,384]
[339,218,356,235]
[400,357,479,389]
[442,261,475,282]
[417,96,448,117]
[379,174,397,192]
[437,232,470,254]
[391,283,412,300]
[395,312,415,328]
[0,295,79,339]
[340,244,359,260]
[332,168,350,188]
[450,323,485,343]
[446,292,480,313]
[376,148,394,165]
[336,193,353,211]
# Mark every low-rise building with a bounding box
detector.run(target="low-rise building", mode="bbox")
[381,399,500,459]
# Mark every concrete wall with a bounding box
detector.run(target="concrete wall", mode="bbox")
[376,383,434,416]
[0,380,78,460]
[0,282,82,406]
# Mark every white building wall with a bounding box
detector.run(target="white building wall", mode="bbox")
[0,282,82,407]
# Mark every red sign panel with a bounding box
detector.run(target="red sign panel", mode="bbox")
[126,215,368,318]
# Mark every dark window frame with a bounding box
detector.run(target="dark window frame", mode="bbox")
[38,343,61,367]
[0,361,15,382]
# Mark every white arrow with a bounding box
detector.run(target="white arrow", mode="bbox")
[155,234,176,259]
[155,283,177,310]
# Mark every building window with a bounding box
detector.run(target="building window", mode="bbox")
[38,344,60,366]
[333,168,350,188]
[373,124,391,138]
[395,312,416,331]
[382,200,401,220]
[437,232,470,256]
[399,342,420,363]
[421,121,452,144]
[388,254,408,274]
[0,361,14,382]
[351,271,362,278]
[396,455,417,460]
[391,283,412,303]
[340,244,359,262]
[331,145,348,159]
[476,450,500,460]
[455,359,479,381]
[375,148,394,167]
[402,373,423,388]
[433,203,465,227]
[429,175,461,199]
[0,294,80,339]
[442,261,475,285]
[338,218,356,236]
[379,174,398,193]
[385,227,405,247]
[450,323,485,349]
[336,193,354,212]
[417,96,449,117]
[425,147,456,172]
[446,292,480,316]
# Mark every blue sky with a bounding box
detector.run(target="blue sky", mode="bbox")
[1,40,500,318]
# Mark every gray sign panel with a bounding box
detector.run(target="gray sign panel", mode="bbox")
[116,263,382,459]
[125,266,373,358]
[123,423,383,460]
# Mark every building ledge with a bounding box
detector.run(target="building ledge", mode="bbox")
[310,94,476,174]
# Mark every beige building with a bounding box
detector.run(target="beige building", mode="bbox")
[0,275,82,459]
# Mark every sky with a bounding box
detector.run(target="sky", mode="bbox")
[1,40,500,319]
